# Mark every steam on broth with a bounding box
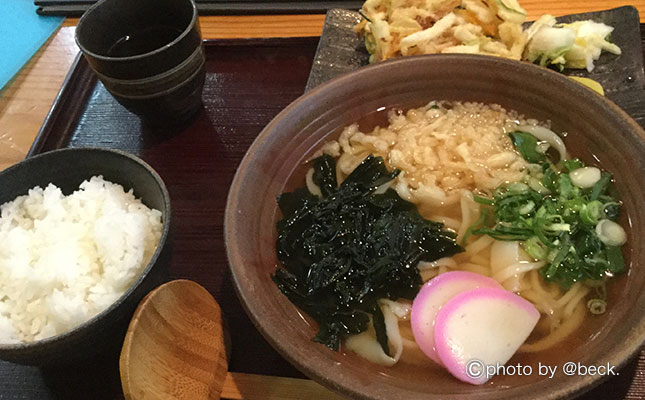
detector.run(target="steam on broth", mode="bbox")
[273,100,627,383]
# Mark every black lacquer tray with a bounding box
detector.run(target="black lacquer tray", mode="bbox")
[2,6,645,398]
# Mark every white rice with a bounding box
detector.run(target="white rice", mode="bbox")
[0,176,163,344]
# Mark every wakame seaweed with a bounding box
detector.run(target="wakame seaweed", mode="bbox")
[272,154,462,353]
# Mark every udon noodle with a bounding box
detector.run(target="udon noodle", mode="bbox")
[308,101,590,365]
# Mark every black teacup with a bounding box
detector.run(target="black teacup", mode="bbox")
[75,0,205,124]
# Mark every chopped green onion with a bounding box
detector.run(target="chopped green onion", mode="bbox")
[562,158,584,172]
[570,167,601,188]
[542,166,558,192]
[461,208,490,245]
[509,131,547,163]
[580,200,603,225]
[470,137,626,297]
[535,228,556,248]
[519,201,535,215]
[587,298,607,315]
[545,249,567,278]
[507,182,529,193]
[527,163,543,175]
[605,246,625,274]
[596,219,627,247]
[590,172,612,200]
[558,174,575,199]
[525,236,548,260]
[546,223,570,232]
[564,197,585,214]
[527,176,550,194]
[473,194,494,205]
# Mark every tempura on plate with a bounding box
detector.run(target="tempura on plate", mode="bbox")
[355,0,621,71]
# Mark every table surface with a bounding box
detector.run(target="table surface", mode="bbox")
[0,2,644,399]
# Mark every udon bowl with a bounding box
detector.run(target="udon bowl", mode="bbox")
[0,147,172,366]
[225,55,645,399]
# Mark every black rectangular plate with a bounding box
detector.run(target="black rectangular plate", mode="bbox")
[306,7,645,129]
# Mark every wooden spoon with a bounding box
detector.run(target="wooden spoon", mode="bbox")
[120,279,229,400]
[120,279,344,400]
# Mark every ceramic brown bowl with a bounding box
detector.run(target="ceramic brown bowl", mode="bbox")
[0,148,172,366]
[224,55,645,399]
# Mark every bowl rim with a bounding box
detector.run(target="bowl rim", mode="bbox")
[225,53,645,399]
[0,147,172,350]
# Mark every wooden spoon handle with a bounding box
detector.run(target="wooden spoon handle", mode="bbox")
[221,372,346,400]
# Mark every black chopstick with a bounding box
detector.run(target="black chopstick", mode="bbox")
[36,0,363,16]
